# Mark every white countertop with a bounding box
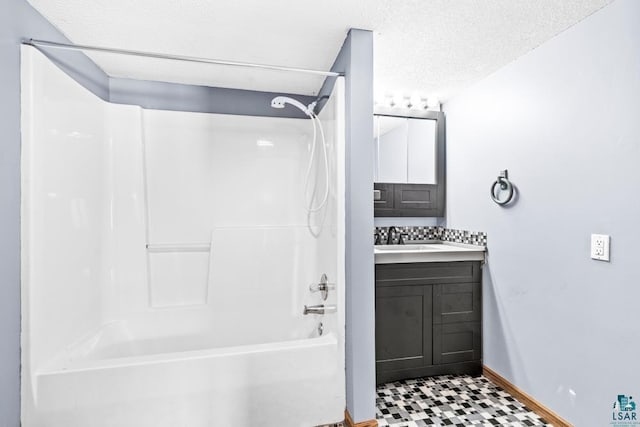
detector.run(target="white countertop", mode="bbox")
[374,241,486,264]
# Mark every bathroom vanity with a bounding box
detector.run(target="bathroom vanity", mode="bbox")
[375,244,484,384]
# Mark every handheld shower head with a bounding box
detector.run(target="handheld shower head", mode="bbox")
[269,94,329,228]
[270,96,314,117]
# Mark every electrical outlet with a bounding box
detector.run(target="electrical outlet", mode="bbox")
[591,234,610,261]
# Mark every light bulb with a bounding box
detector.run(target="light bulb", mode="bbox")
[426,97,440,110]
[384,95,395,107]
[409,95,419,109]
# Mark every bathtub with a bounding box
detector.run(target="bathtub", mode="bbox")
[30,320,344,427]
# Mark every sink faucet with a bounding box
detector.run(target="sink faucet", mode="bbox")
[386,226,409,245]
[386,226,397,245]
[398,232,409,245]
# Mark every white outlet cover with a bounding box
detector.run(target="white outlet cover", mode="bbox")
[591,234,610,261]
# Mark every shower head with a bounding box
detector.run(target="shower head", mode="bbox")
[270,96,314,117]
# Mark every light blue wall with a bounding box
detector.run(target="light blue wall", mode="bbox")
[327,29,376,423]
[109,77,316,118]
[443,1,639,425]
[0,1,111,425]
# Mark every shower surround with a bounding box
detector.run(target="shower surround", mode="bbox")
[20,46,346,427]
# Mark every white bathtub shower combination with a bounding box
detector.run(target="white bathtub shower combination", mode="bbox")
[21,47,345,427]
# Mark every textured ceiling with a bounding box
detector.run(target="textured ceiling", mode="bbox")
[28,0,613,99]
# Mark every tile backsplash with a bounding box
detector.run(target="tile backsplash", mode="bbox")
[374,226,487,246]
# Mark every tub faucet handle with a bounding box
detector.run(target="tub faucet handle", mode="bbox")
[309,274,334,301]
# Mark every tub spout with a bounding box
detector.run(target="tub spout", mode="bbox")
[303,304,336,315]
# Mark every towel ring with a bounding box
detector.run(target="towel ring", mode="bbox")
[490,170,514,206]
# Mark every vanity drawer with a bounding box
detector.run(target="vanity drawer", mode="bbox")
[394,183,439,215]
[433,282,481,324]
[375,261,480,287]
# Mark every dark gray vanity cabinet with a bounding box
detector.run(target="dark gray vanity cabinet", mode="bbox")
[375,261,482,384]
[374,183,443,217]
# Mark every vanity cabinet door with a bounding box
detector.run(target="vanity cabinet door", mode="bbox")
[375,285,433,375]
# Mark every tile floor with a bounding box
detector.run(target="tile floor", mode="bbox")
[376,375,550,427]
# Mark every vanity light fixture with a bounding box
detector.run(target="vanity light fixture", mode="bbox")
[375,93,439,111]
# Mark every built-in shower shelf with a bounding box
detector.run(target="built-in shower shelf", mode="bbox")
[146,243,211,253]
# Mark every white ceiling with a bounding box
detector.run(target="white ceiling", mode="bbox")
[28,0,613,100]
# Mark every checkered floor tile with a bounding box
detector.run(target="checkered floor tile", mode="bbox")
[376,375,550,427]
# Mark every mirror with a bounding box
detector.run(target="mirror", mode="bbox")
[373,113,441,184]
